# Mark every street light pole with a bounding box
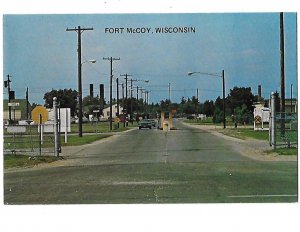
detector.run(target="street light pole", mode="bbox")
[188,70,226,128]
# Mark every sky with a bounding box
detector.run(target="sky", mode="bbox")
[3,12,297,105]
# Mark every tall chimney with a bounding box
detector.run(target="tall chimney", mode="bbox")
[258,85,262,102]
[100,84,104,109]
[89,84,94,98]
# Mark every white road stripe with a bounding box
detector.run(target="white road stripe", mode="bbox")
[228,194,297,198]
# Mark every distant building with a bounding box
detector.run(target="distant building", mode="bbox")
[102,104,123,119]
[263,98,297,113]
[3,99,32,122]
[284,98,297,113]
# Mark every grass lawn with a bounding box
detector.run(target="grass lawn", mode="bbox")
[70,121,136,133]
[218,128,269,140]
[4,155,62,169]
[265,147,298,156]
[61,134,112,146]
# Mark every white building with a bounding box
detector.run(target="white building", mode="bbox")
[102,104,123,119]
[253,103,270,131]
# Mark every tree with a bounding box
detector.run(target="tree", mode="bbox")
[234,104,253,124]
[43,89,78,116]
[227,86,255,114]
[83,96,100,106]
[203,100,214,116]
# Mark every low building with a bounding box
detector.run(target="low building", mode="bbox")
[262,98,297,113]
[102,104,123,119]
[3,99,32,122]
[284,98,297,113]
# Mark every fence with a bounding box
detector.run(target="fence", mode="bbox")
[3,124,57,156]
[274,112,298,148]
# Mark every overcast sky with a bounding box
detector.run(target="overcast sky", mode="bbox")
[3,13,297,104]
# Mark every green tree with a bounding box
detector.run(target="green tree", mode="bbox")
[234,104,253,124]
[203,100,215,116]
[227,86,255,114]
[43,89,78,116]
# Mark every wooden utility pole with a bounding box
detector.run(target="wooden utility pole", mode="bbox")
[66,26,93,137]
[121,74,132,126]
[280,12,285,135]
[280,12,285,113]
[104,57,120,131]
[116,78,120,128]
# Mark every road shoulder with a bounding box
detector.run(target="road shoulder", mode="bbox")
[181,122,297,162]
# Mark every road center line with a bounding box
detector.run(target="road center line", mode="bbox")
[228,194,297,198]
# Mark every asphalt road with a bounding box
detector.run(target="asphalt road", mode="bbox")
[4,119,298,204]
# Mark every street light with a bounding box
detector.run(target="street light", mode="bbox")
[78,59,96,137]
[188,70,226,129]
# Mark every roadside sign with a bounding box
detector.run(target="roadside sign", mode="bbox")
[93,110,100,113]
[255,115,261,124]
[32,106,49,124]
[8,102,20,107]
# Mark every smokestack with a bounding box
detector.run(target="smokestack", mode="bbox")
[89,84,94,98]
[258,85,262,102]
[100,84,104,109]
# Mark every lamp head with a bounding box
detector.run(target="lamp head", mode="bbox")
[187,72,194,76]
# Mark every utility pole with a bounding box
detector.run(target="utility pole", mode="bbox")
[26,87,29,120]
[4,75,12,123]
[122,83,125,127]
[104,57,120,131]
[136,86,139,115]
[121,74,132,126]
[222,70,226,129]
[168,83,171,102]
[116,78,120,128]
[290,84,293,113]
[66,26,93,137]
[130,79,133,124]
[280,12,285,134]
[143,90,148,114]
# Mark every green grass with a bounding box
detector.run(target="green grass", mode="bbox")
[4,155,62,169]
[184,117,239,127]
[71,121,136,133]
[61,134,112,146]
[4,135,54,150]
[265,147,298,156]
[218,128,269,140]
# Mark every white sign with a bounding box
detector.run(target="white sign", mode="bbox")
[7,126,26,133]
[47,108,71,133]
[8,102,20,107]
[254,105,270,123]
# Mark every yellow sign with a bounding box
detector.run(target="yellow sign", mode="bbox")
[31,106,49,124]
[255,115,261,124]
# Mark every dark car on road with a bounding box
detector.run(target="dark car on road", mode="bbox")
[139,119,152,129]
